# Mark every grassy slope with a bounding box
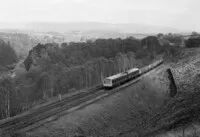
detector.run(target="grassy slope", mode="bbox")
[169,48,200,92]
[146,47,200,137]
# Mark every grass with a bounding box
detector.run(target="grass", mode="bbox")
[141,48,200,137]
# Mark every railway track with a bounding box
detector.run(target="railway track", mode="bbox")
[3,89,105,131]
[0,51,170,133]
[0,86,102,132]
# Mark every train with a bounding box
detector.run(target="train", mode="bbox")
[103,58,163,89]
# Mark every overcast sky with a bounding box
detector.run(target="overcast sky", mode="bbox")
[0,0,200,31]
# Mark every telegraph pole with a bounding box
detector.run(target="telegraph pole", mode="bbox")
[154,44,156,60]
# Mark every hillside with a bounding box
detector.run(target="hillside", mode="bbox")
[141,48,200,136]
[0,36,165,121]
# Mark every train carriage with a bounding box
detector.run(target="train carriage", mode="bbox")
[127,68,140,79]
[103,68,140,88]
[103,72,127,88]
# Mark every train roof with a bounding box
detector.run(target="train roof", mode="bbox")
[127,68,139,74]
[105,68,139,80]
[105,72,127,80]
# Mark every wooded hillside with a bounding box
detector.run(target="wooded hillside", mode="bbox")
[0,36,164,120]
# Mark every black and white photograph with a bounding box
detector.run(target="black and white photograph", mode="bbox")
[0,0,200,136]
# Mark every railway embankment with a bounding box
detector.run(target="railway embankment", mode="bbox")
[142,48,200,137]
[21,65,172,137]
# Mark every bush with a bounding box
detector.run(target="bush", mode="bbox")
[185,37,200,48]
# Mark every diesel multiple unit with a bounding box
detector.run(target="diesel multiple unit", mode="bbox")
[103,58,163,88]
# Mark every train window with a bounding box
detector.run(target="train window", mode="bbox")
[104,79,111,84]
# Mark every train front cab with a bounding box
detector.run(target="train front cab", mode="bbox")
[103,73,128,89]
[103,78,113,89]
